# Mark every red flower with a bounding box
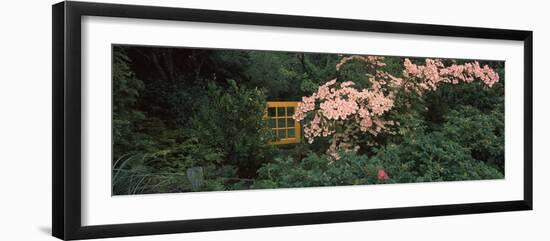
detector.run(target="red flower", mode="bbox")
[377,169,389,181]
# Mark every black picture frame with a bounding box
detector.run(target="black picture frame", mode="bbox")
[52,1,533,240]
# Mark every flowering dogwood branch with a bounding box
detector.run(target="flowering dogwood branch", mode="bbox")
[293,56,499,160]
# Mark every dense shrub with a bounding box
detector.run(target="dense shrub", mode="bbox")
[441,105,505,172]
[253,152,377,189]
[112,48,150,158]
[112,137,229,194]
[189,80,274,177]
[370,132,503,183]
[113,79,277,194]
[251,131,502,190]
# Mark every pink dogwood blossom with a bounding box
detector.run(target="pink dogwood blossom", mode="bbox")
[293,55,499,161]
[402,58,500,93]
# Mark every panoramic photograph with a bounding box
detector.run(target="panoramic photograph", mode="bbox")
[111,45,504,195]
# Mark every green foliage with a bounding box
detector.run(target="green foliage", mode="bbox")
[245,52,298,99]
[111,136,227,194]
[112,47,151,159]
[441,105,504,172]
[337,61,372,88]
[245,52,338,100]
[143,137,223,172]
[423,81,504,126]
[251,130,502,189]
[189,80,274,177]
[254,152,387,189]
[370,132,503,183]
[112,79,276,194]
[111,45,505,195]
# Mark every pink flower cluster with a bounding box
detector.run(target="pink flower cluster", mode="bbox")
[401,58,500,94]
[294,55,500,161]
[293,77,394,147]
[439,61,500,87]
